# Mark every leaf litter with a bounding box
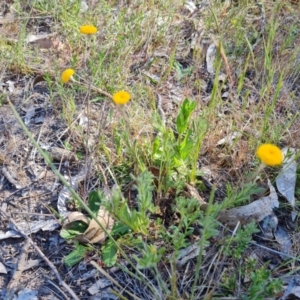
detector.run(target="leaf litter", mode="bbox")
[276,147,297,207]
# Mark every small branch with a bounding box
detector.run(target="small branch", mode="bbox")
[213,38,234,86]
[47,280,70,300]
[0,208,79,300]
[73,76,113,99]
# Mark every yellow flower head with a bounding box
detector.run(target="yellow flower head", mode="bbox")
[256,144,283,166]
[149,245,157,254]
[61,69,75,83]
[80,25,97,35]
[112,91,131,105]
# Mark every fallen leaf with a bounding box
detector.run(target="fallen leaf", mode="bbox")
[218,181,279,226]
[217,131,242,146]
[80,0,89,12]
[0,262,7,274]
[276,147,297,207]
[0,219,59,240]
[280,276,300,299]
[50,146,78,162]
[206,43,216,75]
[62,208,114,244]
[142,71,160,83]
[185,184,207,209]
[25,33,53,44]
[184,0,197,13]
[32,74,47,87]
[31,38,54,49]
[23,259,41,271]
[274,226,293,259]
[90,291,118,300]
[24,106,36,126]
[260,214,278,240]
[16,289,38,300]
[88,278,112,295]
[57,167,87,218]
[6,80,14,93]
[175,243,201,267]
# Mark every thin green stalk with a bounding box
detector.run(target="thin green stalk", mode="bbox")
[7,97,156,296]
[190,185,216,300]
[170,259,178,299]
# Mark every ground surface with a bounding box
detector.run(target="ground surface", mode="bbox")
[1,1,300,299]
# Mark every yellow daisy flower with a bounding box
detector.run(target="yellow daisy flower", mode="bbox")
[61,69,75,83]
[256,144,283,166]
[112,91,131,105]
[80,25,97,35]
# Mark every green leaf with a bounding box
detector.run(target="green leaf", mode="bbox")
[134,171,155,214]
[64,243,91,267]
[64,141,73,151]
[102,240,118,267]
[178,129,194,160]
[60,229,78,240]
[111,222,131,237]
[76,151,83,160]
[152,137,161,157]
[174,61,194,80]
[88,190,103,214]
[176,98,196,134]
[60,221,88,240]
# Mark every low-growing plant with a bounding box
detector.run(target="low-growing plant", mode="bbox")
[242,261,282,300]
[151,98,207,194]
[223,222,260,259]
[105,171,157,235]
[5,2,299,298]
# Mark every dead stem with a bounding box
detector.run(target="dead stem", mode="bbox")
[0,208,80,300]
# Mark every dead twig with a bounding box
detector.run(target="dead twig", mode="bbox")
[0,208,79,300]
[6,239,30,298]
[47,280,70,300]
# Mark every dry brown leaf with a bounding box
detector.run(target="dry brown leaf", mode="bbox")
[217,181,279,226]
[185,184,207,209]
[32,75,50,87]
[50,146,78,162]
[64,212,89,226]
[63,208,114,244]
